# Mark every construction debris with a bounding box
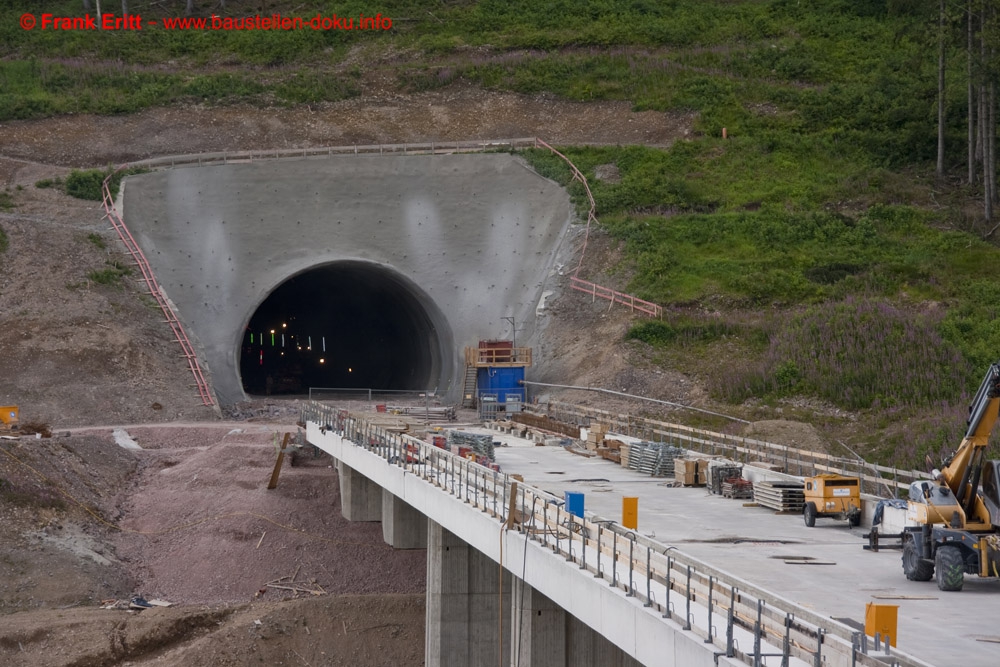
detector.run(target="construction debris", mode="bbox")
[265,573,327,597]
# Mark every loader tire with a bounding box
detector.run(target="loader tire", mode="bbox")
[902,537,934,581]
[804,502,817,528]
[935,545,964,592]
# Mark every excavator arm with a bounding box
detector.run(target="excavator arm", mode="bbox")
[938,362,1000,522]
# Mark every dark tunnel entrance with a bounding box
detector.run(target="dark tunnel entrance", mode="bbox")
[240,262,449,396]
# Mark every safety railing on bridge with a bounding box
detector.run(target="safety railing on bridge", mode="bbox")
[535,401,927,497]
[302,401,921,667]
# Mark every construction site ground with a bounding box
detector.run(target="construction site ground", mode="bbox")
[0,85,826,665]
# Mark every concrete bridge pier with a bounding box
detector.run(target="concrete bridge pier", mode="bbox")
[426,519,511,667]
[382,489,428,549]
[511,581,643,667]
[336,461,382,522]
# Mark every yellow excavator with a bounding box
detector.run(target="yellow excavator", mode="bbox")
[902,362,1000,591]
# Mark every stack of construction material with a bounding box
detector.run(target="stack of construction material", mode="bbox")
[447,430,495,460]
[625,442,686,477]
[386,405,456,421]
[597,439,624,464]
[674,458,707,487]
[708,462,743,495]
[585,422,609,451]
[722,478,754,499]
[753,481,805,512]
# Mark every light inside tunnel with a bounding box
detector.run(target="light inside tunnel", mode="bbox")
[240,262,447,396]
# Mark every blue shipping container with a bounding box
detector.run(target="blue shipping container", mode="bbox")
[477,367,525,403]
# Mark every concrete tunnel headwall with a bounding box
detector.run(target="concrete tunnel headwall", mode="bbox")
[121,153,574,405]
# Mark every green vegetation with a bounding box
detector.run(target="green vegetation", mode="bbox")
[0,224,8,253]
[87,259,132,286]
[65,168,108,201]
[62,166,149,201]
[86,233,107,249]
[0,192,13,211]
[35,176,63,189]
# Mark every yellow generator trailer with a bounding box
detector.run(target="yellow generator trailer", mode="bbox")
[803,474,861,527]
[0,406,19,433]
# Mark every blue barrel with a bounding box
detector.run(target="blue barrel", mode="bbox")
[564,491,585,518]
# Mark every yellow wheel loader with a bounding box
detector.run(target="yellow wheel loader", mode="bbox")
[902,362,1000,592]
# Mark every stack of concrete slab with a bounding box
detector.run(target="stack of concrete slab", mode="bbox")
[753,481,805,512]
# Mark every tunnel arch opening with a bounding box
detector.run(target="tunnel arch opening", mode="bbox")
[239,261,451,396]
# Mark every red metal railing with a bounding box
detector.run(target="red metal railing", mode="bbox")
[101,169,215,406]
[567,276,662,317]
[533,139,662,319]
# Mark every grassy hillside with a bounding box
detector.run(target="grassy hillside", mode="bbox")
[4,0,998,467]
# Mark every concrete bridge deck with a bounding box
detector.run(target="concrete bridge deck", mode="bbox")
[300,404,969,667]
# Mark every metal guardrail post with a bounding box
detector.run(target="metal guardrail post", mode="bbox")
[645,547,652,606]
[566,517,575,562]
[706,576,715,643]
[663,556,673,619]
[726,588,736,658]
[753,599,764,667]
[493,472,498,517]
[554,505,561,554]
[543,503,548,548]
[595,525,602,579]
[684,565,692,631]
[627,538,635,596]
[611,532,618,588]
[782,613,792,667]
[814,627,825,667]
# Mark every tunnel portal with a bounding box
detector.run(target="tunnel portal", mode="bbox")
[121,152,572,404]
[240,262,446,396]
